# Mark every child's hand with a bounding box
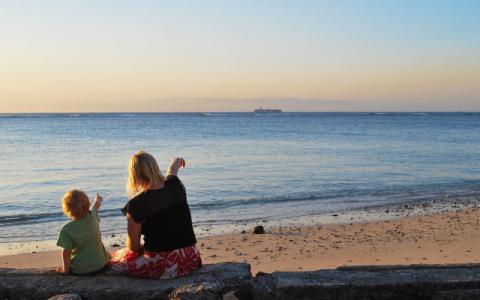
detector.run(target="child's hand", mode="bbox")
[93,193,103,210]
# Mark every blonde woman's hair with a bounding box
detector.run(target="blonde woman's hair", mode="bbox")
[127,151,164,197]
[62,190,90,220]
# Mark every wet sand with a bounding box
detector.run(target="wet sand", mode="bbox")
[2,206,480,275]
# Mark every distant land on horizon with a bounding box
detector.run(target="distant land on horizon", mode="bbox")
[1,97,479,114]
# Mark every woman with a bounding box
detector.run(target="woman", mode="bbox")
[109,151,202,279]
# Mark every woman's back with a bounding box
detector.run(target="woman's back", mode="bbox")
[122,175,197,252]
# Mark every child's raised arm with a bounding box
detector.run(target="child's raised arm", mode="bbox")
[91,193,103,211]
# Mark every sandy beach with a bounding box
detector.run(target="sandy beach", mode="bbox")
[2,204,480,275]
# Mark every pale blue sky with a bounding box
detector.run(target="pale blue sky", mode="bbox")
[0,0,479,112]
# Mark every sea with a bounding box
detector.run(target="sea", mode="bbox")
[1,112,480,251]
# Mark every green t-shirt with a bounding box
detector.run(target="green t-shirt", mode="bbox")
[56,208,110,274]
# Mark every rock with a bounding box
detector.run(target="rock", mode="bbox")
[252,226,265,234]
[48,294,82,300]
[433,289,480,300]
[5,263,480,299]
[251,264,480,300]
[222,290,240,300]
[170,282,220,299]
[171,281,252,300]
[222,289,251,300]
[0,263,252,300]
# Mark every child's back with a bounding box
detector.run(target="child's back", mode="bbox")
[56,190,110,275]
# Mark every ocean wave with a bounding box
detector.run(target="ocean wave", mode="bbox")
[0,207,123,227]
[0,113,90,119]
[0,114,44,119]
[2,180,480,227]
[360,112,430,116]
[192,182,480,211]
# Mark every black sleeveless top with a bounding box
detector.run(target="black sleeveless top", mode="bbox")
[122,175,197,252]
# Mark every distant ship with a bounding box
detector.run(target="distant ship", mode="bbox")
[254,108,282,113]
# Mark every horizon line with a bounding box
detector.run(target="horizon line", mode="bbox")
[1,111,479,114]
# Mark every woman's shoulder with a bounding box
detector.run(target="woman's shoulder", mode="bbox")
[121,177,186,219]
[165,175,181,184]
[165,175,186,191]
[121,193,147,216]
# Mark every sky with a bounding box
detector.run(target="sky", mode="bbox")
[0,0,479,112]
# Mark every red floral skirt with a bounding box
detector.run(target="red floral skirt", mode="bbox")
[108,244,202,279]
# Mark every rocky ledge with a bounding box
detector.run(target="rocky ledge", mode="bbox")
[0,263,251,300]
[4,263,480,299]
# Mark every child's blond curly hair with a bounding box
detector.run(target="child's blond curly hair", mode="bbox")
[62,190,90,219]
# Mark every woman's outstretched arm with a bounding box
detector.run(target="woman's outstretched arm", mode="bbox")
[166,157,186,177]
[126,214,142,253]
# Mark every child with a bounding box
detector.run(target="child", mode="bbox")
[56,190,110,275]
